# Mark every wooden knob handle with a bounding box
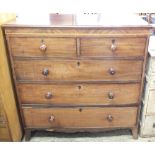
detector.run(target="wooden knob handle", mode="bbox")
[108,92,114,99]
[42,68,49,76]
[49,115,55,122]
[45,92,52,99]
[107,115,113,122]
[40,44,47,52]
[109,68,116,75]
[111,39,117,51]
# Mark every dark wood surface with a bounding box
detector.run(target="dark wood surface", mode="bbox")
[3,14,151,140]
[9,37,76,57]
[17,83,140,106]
[14,59,143,81]
[9,37,146,58]
[23,107,137,128]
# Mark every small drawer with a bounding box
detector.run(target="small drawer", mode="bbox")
[17,83,140,106]
[81,37,146,57]
[23,107,137,128]
[14,59,143,82]
[140,115,155,137]
[9,37,76,57]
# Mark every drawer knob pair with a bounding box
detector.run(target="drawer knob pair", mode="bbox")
[111,39,117,51]
[45,92,53,99]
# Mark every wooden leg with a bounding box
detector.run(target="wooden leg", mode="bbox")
[25,129,31,141]
[131,127,138,139]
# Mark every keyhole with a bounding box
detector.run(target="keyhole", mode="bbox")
[112,39,115,44]
[77,61,80,67]
[79,108,83,112]
[78,85,82,90]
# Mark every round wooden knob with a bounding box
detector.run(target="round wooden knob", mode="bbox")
[79,108,83,112]
[77,61,80,66]
[111,39,117,51]
[42,68,49,76]
[45,92,52,99]
[108,92,114,99]
[40,44,47,52]
[107,115,113,122]
[109,68,116,75]
[49,115,55,122]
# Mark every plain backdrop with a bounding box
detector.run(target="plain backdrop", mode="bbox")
[0,0,155,13]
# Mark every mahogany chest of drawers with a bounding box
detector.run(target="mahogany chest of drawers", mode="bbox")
[3,14,151,141]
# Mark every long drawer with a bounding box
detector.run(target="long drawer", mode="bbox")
[81,37,146,57]
[17,83,140,105]
[9,37,77,57]
[23,107,137,128]
[14,59,143,81]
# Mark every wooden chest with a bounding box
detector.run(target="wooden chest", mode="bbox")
[0,13,22,141]
[3,13,151,140]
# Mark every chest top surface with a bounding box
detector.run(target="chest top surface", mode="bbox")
[3,13,151,28]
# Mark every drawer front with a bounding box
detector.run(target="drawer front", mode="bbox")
[0,127,10,141]
[141,115,155,136]
[81,37,146,57]
[14,60,143,81]
[23,107,137,128]
[9,37,76,57]
[18,83,140,105]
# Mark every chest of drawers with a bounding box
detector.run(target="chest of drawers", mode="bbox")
[3,14,151,141]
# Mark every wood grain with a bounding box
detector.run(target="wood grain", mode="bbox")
[81,37,146,57]
[3,16,151,140]
[17,83,140,106]
[0,127,11,141]
[14,59,143,81]
[23,107,137,128]
[0,15,22,141]
[9,37,76,57]
[5,27,150,38]
[0,98,7,127]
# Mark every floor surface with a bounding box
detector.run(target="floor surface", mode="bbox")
[24,129,155,142]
